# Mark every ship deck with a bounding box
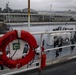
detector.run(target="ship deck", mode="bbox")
[14,57,76,75]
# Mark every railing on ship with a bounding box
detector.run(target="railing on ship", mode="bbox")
[31,30,76,67]
[32,30,76,52]
[1,30,76,75]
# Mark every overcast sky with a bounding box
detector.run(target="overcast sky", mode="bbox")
[0,0,76,11]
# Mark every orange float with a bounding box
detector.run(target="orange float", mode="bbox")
[0,30,38,69]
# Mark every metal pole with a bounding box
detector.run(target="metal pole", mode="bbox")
[7,1,10,23]
[38,34,43,75]
[50,4,52,22]
[38,69,41,75]
[28,0,30,31]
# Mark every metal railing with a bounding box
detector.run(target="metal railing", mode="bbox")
[31,30,76,52]
[1,30,76,75]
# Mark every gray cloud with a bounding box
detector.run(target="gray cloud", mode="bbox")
[0,0,76,11]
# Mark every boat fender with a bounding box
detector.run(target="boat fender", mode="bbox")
[0,30,38,69]
[41,53,46,69]
[40,46,46,70]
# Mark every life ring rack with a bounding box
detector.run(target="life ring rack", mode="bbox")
[0,30,38,69]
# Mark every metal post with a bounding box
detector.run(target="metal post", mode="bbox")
[38,34,43,75]
[8,2,10,23]
[50,4,52,22]
[28,0,30,31]
[38,69,41,75]
[6,2,10,23]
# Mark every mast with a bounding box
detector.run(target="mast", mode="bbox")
[28,0,30,31]
[50,4,52,22]
[6,2,10,23]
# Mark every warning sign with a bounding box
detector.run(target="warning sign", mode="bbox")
[13,43,20,50]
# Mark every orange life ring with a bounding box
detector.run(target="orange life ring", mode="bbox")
[0,30,38,69]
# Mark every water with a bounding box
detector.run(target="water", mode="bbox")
[8,23,76,61]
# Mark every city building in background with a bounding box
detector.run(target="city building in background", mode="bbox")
[0,3,76,23]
